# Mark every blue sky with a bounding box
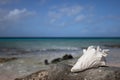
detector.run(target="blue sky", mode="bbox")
[0,0,120,37]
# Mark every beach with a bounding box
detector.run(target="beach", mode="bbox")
[0,38,120,80]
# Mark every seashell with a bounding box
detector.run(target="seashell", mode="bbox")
[71,46,109,72]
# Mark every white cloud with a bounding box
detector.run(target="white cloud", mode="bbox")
[75,15,85,22]
[59,5,83,16]
[47,5,83,25]
[45,4,95,27]
[0,8,36,29]
[39,0,48,5]
[5,8,35,21]
[0,0,19,5]
[48,5,83,17]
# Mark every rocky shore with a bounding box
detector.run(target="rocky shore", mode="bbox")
[104,45,120,48]
[0,57,17,63]
[15,63,120,80]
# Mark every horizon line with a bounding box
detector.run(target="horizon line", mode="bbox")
[0,36,120,39]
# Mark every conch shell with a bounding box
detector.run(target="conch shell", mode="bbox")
[71,46,109,72]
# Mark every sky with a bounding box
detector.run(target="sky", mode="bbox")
[0,0,120,37]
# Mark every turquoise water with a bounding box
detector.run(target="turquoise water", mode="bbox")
[0,37,120,57]
[0,37,120,60]
[0,38,120,49]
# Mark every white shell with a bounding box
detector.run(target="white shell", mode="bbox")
[71,46,109,72]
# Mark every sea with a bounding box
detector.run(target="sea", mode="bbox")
[0,37,120,80]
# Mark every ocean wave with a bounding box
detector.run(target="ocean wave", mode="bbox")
[37,47,80,52]
[0,47,81,56]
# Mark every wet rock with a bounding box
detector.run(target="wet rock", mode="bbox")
[0,57,17,63]
[62,54,73,60]
[51,54,74,64]
[51,58,62,63]
[44,59,49,65]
